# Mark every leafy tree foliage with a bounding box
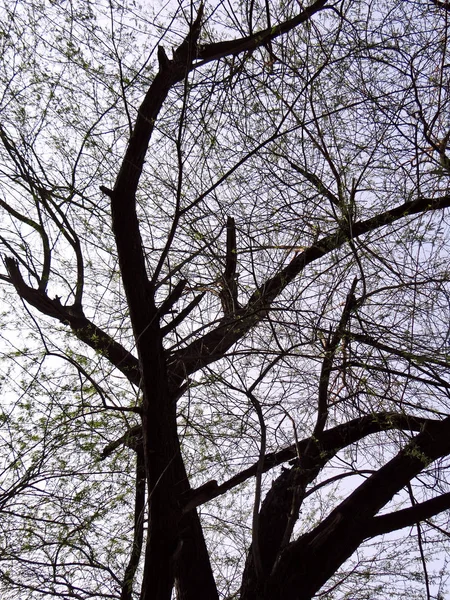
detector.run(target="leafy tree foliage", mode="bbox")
[0,0,450,598]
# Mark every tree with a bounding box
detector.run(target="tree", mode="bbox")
[0,0,450,598]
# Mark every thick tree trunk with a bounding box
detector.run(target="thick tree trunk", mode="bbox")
[135,321,218,600]
[251,417,450,600]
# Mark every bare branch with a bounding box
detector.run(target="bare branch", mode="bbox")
[219,216,240,316]
[195,0,329,65]
[170,193,450,381]
[4,257,140,386]
[314,277,358,436]
[120,443,146,600]
[183,412,433,511]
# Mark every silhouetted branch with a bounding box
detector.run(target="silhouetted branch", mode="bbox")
[4,257,140,386]
[183,411,433,511]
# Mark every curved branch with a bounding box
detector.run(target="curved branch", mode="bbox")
[195,0,329,65]
[38,189,84,306]
[0,126,51,289]
[110,8,205,333]
[170,192,450,382]
[183,411,433,511]
[4,257,140,386]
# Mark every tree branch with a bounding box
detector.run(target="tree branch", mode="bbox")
[195,0,329,65]
[219,216,239,316]
[366,491,450,538]
[120,440,146,600]
[161,292,206,336]
[100,425,143,460]
[183,411,433,511]
[4,257,140,386]
[110,7,205,344]
[158,280,187,317]
[288,160,340,207]
[314,277,357,436]
[170,193,450,382]
[430,0,450,12]
[268,416,450,600]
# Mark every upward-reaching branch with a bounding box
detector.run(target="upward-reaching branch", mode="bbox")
[268,416,450,600]
[110,7,205,343]
[219,216,239,315]
[195,0,328,64]
[169,193,450,383]
[314,277,358,436]
[109,1,329,316]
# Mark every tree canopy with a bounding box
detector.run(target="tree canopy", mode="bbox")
[0,0,450,598]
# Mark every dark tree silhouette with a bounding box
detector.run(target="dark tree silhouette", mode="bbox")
[0,0,450,598]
